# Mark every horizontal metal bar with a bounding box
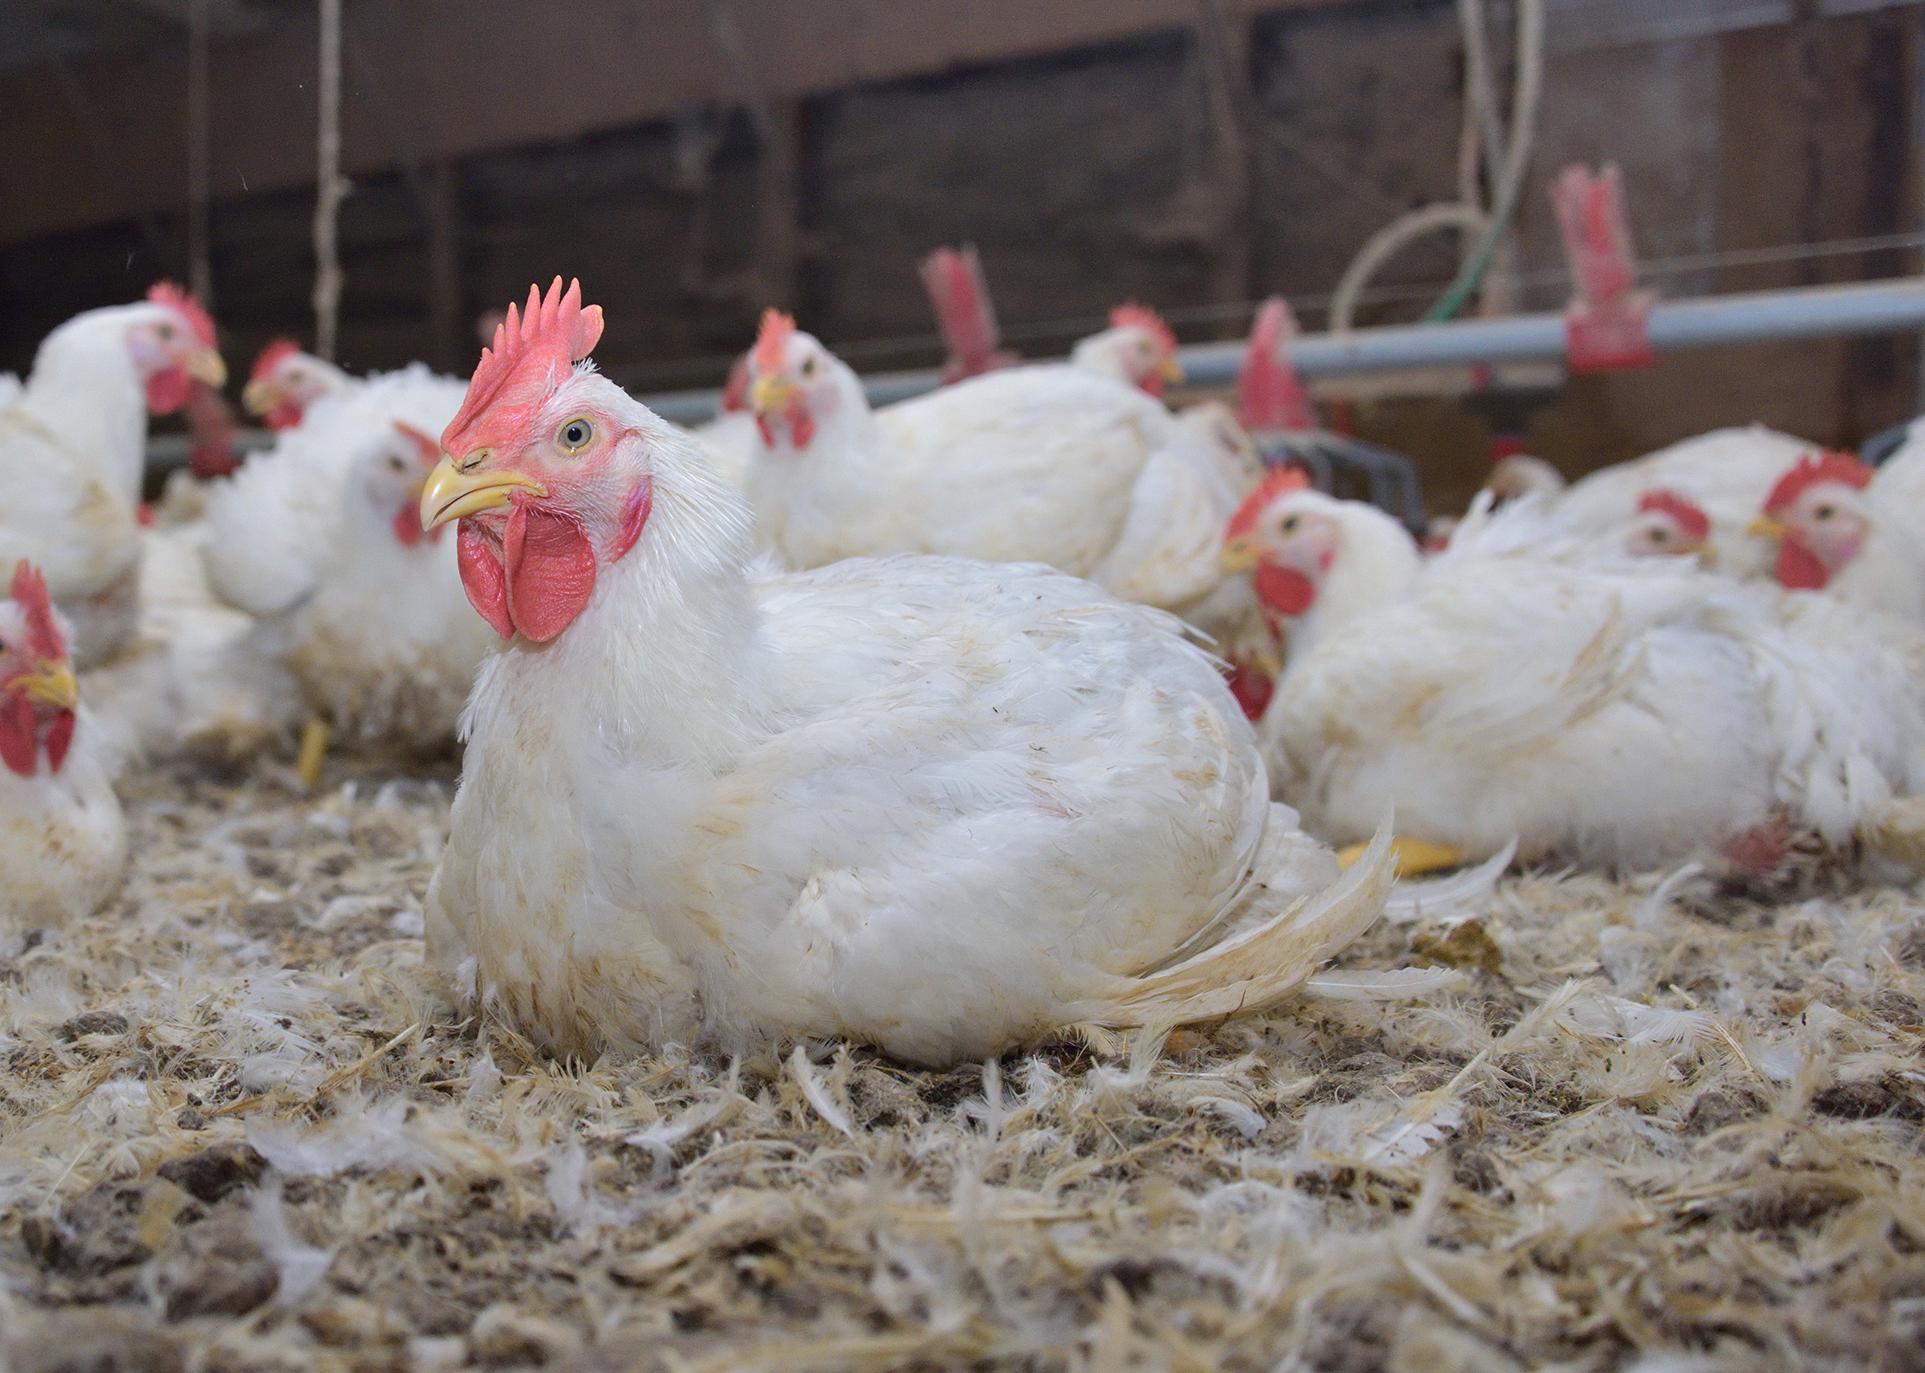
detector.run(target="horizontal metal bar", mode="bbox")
[640,276,1925,426]
[144,276,1925,467]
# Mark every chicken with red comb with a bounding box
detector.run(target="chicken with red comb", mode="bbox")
[0,286,228,667]
[1474,425,1820,579]
[418,278,1397,1066]
[243,339,351,432]
[1747,449,1925,625]
[0,561,126,932]
[1072,302,1183,398]
[743,304,1247,637]
[1220,480,1925,879]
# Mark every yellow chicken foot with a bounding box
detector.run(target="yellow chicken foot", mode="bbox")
[296,716,331,790]
[1338,836,1464,877]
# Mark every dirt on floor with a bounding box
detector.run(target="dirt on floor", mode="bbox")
[1,752,1922,1372]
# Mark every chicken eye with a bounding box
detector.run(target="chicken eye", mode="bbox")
[558,417,594,452]
[386,455,408,474]
[1649,527,1670,544]
[800,357,817,379]
[1280,515,1301,535]
[157,323,176,341]
[1813,504,1835,521]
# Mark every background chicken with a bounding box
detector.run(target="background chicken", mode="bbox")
[242,339,353,431]
[0,562,126,935]
[1226,483,1925,877]
[1481,426,1816,576]
[202,363,467,618]
[263,420,500,775]
[0,285,226,666]
[1749,447,1925,625]
[419,279,1393,1066]
[744,310,1242,626]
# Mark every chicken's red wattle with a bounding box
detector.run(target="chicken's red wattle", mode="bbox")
[146,367,192,416]
[457,503,598,643]
[1775,538,1831,591]
[1254,563,1318,617]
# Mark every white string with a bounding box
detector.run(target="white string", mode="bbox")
[312,0,344,362]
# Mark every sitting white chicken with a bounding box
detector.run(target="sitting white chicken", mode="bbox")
[1484,426,1817,577]
[0,285,227,667]
[0,563,126,935]
[418,280,1392,1066]
[744,311,1238,623]
[242,339,352,431]
[202,364,467,618]
[267,421,499,763]
[180,415,485,782]
[1748,448,1925,626]
[1224,479,1925,876]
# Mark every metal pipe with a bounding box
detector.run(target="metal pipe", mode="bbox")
[640,276,1925,425]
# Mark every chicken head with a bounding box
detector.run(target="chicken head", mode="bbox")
[1750,451,1874,591]
[1219,468,1335,619]
[0,562,78,777]
[129,283,226,416]
[420,277,652,644]
[1626,488,1710,561]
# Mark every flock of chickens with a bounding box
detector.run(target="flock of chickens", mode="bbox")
[3,272,1923,1067]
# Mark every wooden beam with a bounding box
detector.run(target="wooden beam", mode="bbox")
[0,0,1338,247]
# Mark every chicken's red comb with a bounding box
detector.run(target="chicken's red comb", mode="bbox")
[1762,450,1871,514]
[1637,488,1710,542]
[10,561,66,664]
[251,338,302,381]
[1226,467,1312,541]
[443,278,604,457]
[1110,302,1177,357]
[753,309,797,376]
[147,282,216,347]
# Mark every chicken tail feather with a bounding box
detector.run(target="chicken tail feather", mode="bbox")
[1084,819,1395,1028]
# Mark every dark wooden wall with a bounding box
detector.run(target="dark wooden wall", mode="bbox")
[0,0,1918,507]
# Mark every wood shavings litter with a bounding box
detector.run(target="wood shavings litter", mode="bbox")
[1,755,1921,1370]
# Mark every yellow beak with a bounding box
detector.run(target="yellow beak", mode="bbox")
[241,377,277,416]
[1158,355,1186,385]
[1220,535,1259,575]
[420,455,548,532]
[21,660,78,712]
[1747,514,1788,541]
[749,373,795,415]
[185,348,228,388]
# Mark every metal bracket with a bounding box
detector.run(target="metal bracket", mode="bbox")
[1553,163,1655,373]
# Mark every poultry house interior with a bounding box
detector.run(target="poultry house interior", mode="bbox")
[2,2,1924,1370]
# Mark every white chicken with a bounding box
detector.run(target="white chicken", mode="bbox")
[0,285,227,667]
[0,562,126,935]
[743,311,1239,623]
[266,421,499,763]
[1223,480,1925,875]
[241,339,352,431]
[418,279,1393,1066]
[1484,426,1817,578]
[1748,447,1925,626]
[202,364,468,618]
